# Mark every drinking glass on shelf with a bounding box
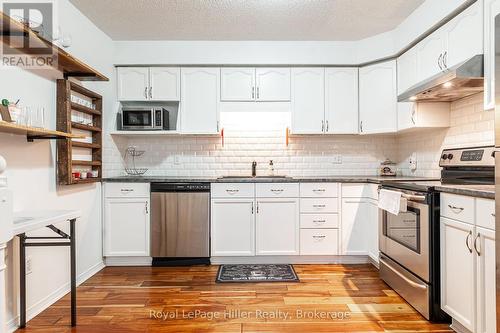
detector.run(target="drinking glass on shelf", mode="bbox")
[20,106,31,127]
[31,107,45,128]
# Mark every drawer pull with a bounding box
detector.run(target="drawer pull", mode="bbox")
[312,189,326,192]
[448,204,464,213]
[226,189,239,194]
[312,235,326,241]
[270,189,284,193]
[120,189,134,192]
[313,204,326,208]
[313,220,326,223]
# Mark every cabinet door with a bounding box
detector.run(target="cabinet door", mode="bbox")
[291,68,325,134]
[255,68,291,101]
[416,31,445,82]
[359,60,397,134]
[180,68,220,134]
[397,47,418,95]
[256,198,299,255]
[211,199,255,256]
[341,199,369,255]
[397,102,415,131]
[150,67,180,101]
[220,68,255,101]
[440,217,475,331]
[104,198,150,256]
[444,2,483,70]
[484,0,500,110]
[117,67,149,101]
[325,68,359,134]
[476,227,496,333]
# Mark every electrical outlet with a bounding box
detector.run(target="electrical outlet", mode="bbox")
[331,154,342,164]
[409,152,417,172]
[174,155,181,165]
[26,256,33,275]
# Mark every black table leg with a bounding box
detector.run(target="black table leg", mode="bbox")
[19,233,26,328]
[70,218,76,327]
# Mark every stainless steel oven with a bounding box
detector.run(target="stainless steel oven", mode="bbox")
[121,107,169,130]
[379,189,429,282]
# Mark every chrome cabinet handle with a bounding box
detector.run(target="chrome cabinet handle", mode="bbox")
[120,189,134,192]
[145,202,149,214]
[313,204,326,208]
[226,189,239,193]
[270,189,284,193]
[256,202,259,213]
[448,204,464,213]
[360,121,363,133]
[251,204,254,215]
[438,53,443,70]
[312,189,326,193]
[312,235,326,240]
[474,233,481,256]
[326,120,329,132]
[149,86,152,99]
[144,87,148,98]
[313,220,326,223]
[466,230,473,253]
[256,86,260,99]
[443,51,448,69]
[321,120,324,132]
[252,86,255,99]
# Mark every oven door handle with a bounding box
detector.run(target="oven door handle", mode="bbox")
[401,193,426,202]
[379,257,427,290]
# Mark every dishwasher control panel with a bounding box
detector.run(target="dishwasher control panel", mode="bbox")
[151,182,211,192]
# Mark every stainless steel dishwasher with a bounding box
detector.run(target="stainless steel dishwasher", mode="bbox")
[150,183,210,266]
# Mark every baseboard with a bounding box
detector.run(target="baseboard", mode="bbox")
[449,318,472,333]
[7,261,105,332]
[210,255,371,265]
[368,254,380,269]
[104,256,152,266]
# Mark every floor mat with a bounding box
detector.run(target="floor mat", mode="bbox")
[216,264,299,282]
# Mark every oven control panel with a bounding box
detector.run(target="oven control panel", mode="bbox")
[439,146,495,167]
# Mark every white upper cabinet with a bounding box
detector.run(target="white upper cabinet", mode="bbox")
[325,68,359,134]
[117,67,150,101]
[149,67,181,101]
[117,67,181,101]
[220,68,255,101]
[359,60,397,134]
[397,47,418,95]
[397,102,450,132]
[444,1,483,69]
[484,0,500,110]
[416,31,446,83]
[291,68,325,134]
[180,67,220,134]
[255,68,291,101]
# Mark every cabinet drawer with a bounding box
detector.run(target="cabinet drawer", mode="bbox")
[476,198,495,230]
[300,198,338,213]
[300,214,339,229]
[342,183,378,200]
[105,183,150,198]
[211,183,255,198]
[441,193,474,224]
[256,183,299,197]
[300,229,339,255]
[300,183,338,198]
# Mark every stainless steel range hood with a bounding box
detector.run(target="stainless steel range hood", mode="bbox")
[398,54,484,103]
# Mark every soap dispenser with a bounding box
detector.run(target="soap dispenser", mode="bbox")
[268,160,275,176]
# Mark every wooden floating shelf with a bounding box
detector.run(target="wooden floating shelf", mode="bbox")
[0,120,84,141]
[72,141,101,149]
[70,102,101,116]
[71,122,102,132]
[71,178,102,184]
[0,11,109,81]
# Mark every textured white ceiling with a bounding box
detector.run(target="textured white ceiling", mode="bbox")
[69,0,425,41]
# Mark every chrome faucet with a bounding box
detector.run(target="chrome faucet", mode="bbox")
[252,161,257,177]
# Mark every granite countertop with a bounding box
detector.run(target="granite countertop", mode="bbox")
[434,184,495,199]
[103,175,437,184]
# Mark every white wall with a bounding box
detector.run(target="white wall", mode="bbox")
[0,0,114,330]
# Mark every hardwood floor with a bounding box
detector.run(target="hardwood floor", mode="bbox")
[16,264,452,332]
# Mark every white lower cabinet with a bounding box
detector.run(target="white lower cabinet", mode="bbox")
[104,197,150,257]
[256,198,300,255]
[211,199,255,256]
[300,229,339,255]
[440,195,496,333]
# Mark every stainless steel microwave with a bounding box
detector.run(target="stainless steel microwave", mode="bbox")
[121,107,169,130]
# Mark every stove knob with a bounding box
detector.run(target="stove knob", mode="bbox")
[447,153,454,160]
[442,154,448,160]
